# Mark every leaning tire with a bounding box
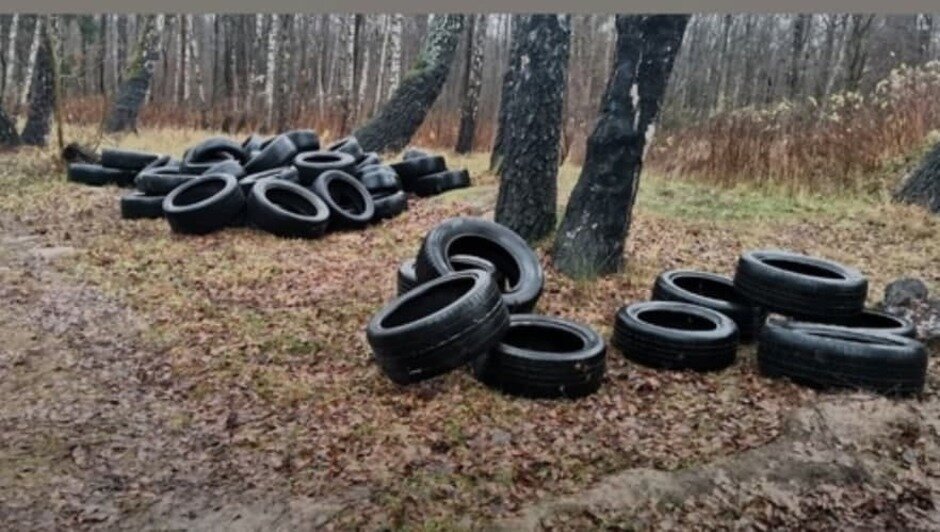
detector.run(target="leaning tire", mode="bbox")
[163,174,245,235]
[366,270,510,385]
[204,159,246,179]
[187,136,247,163]
[120,192,164,219]
[415,217,544,312]
[294,151,357,186]
[100,148,160,170]
[372,190,408,221]
[239,166,299,195]
[411,169,471,197]
[67,163,134,187]
[783,309,916,338]
[733,250,868,319]
[311,170,375,229]
[652,269,765,342]
[472,314,606,399]
[612,301,739,372]
[244,134,298,174]
[247,179,330,239]
[757,320,926,396]
[391,156,447,191]
[397,254,501,296]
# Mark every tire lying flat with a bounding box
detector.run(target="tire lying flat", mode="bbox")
[366,270,510,385]
[734,250,868,319]
[101,148,161,170]
[163,174,246,235]
[294,151,357,186]
[391,156,447,191]
[473,314,606,399]
[652,269,765,342]
[412,169,471,197]
[612,301,739,371]
[757,320,926,396]
[784,309,916,338]
[67,163,135,187]
[120,192,165,219]
[135,169,199,195]
[327,136,365,161]
[247,179,330,239]
[372,190,408,221]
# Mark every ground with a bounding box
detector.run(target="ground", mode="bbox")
[0,128,937,530]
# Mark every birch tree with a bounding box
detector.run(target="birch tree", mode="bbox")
[387,14,403,96]
[18,17,43,110]
[554,15,689,278]
[104,14,162,132]
[263,13,279,130]
[455,14,488,153]
[2,14,19,104]
[188,15,206,105]
[21,17,53,146]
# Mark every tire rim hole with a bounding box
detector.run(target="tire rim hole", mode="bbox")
[673,275,745,303]
[174,180,225,206]
[503,324,585,353]
[382,277,475,328]
[763,259,845,279]
[445,235,522,292]
[638,309,718,331]
[265,188,319,216]
[328,181,367,214]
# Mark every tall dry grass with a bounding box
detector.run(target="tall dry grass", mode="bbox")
[647,62,940,193]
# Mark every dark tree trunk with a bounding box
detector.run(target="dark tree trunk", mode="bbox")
[493,15,571,243]
[104,15,161,133]
[21,20,53,146]
[0,104,20,148]
[353,15,464,153]
[896,141,940,213]
[455,14,487,154]
[489,16,523,172]
[553,15,689,278]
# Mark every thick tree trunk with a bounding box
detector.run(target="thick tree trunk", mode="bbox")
[2,14,18,104]
[553,15,689,278]
[104,15,161,133]
[18,17,42,111]
[490,16,523,172]
[455,14,487,154]
[896,141,940,213]
[21,17,53,146]
[0,104,20,147]
[353,15,464,153]
[493,15,571,242]
[387,14,403,95]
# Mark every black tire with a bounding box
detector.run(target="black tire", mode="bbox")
[733,250,868,319]
[100,148,161,170]
[244,134,298,174]
[612,301,739,372]
[120,192,165,219]
[163,174,246,235]
[327,136,365,161]
[142,154,175,172]
[311,170,375,229]
[372,190,408,221]
[397,254,501,296]
[242,134,265,153]
[402,147,432,160]
[294,151,357,186]
[135,170,199,195]
[360,168,401,194]
[366,270,510,385]
[187,136,247,163]
[757,320,927,395]
[247,179,330,239]
[67,163,134,187]
[181,152,236,174]
[204,159,246,179]
[783,310,916,338]
[355,152,381,170]
[652,269,766,342]
[397,259,419,295]
[284,129,321,152]
[411,169,471,197]
[239,166,300,195]
[415,217,544,312]
[472,314,606,399]
[390,156,447,191]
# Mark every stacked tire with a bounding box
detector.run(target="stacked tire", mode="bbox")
[390,149,470,197]
[368,217,606,399]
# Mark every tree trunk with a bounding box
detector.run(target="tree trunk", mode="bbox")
[188,15,206,106]
[373,15,390,113]
[553,15,689,278]
[493,15,571,242]
[21,17,53,146]
[455,14,487,154]
[18,16,42,111]
[896,141,940,213]
[263,13,279,131]
[176,14,187,103]
[104,15,161,133]
[0,103,19,147]
[490,16,523,172]
[844,14,873,92]
[2,14,18,104]
[353,14,464,153]
[387,14,403,95]
[787,14,810,99]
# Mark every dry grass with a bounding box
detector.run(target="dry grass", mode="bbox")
[0,129,937,527]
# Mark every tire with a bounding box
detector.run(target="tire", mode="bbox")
[244,134,298,174]
[360,168,401,194]
[181,152,236,174]
[239,166,300,195]
[135,170,199,195]
[757,320,927,395]
[391,156,447,191]
[612,301,739,372]
[187,136,247,163]
[783,309,916,338]
[242,134,265,153]
[411,169,471,197]
[120,192,165,219]
[372,190,408,221]
[652,269,766,342]
[294,151,357,186]
[366,270,510,385]
[163,174,245,235]
[311,170,375,229]
[402,148,432,160]
[284,129,321,152]
[355,152,381,171]
[397,254,501,296]
[100,148,161,170]
[67,163,134,187]
[415,217,544,312]
[204,159,246,179]
[397,259,419,295]
[247,179,330,239]
[142,154,175,172]
[472,314,606,399]
[327,136,365,161]
[733,250,868,319]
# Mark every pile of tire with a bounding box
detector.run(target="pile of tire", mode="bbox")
[612,249,927,396]
[366,217,606,399]
[65,133,468,238]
